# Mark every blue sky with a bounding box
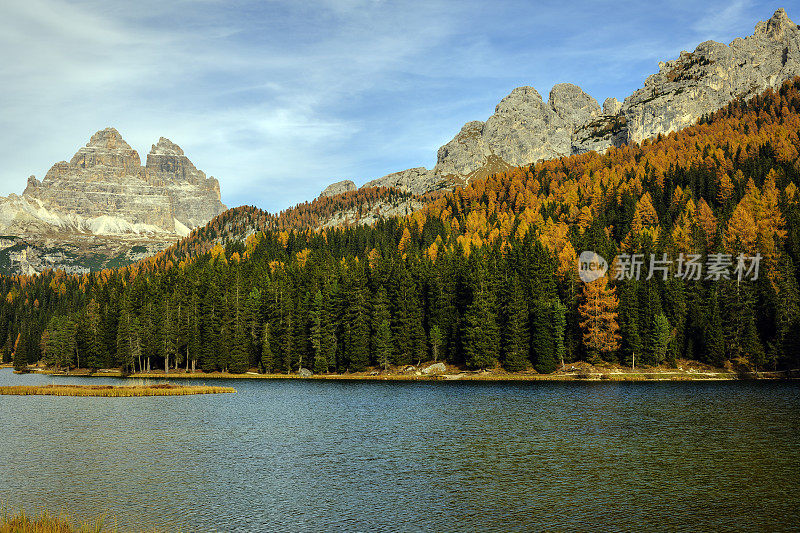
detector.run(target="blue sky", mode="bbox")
[0,0,789,212]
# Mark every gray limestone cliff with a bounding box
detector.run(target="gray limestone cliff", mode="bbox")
[623,8,800,143]
[320,180,357,198]
[16,128,226,233]
[321,8,800,196]
[0,128,227,274]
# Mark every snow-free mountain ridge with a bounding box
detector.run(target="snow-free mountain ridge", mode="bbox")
[322,8,800,195]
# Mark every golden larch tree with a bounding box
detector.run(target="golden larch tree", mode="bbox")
[578,276,621,355]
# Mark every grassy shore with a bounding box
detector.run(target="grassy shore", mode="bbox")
[27,362,800,382]
[0,383,235,397]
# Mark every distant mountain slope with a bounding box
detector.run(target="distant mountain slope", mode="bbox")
[143,186,424,269]
[328,8,800,195]
[5,78,800,373]
[0,128,226,274]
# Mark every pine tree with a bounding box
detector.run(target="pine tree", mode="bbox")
[391,266,416,366]
[464,277,499,369]
[618,280,642,367]
[81,298,102,370]
[116,304,141,375]
[345,275,370,372]
[375,319,392,370]
[281,304,294,373]
[229,267,249,373]
[12,332,26,372]
[260,323,275,373]
[160,295,177,373]
[775,257,800,368]
[371,287,391,357]
[310,289,325,373]
[551,298,567,370]
[429,324,443,363]
[502,276,529,372]
[531,300,558,373]
[650,313,671,366]
[705,290,726,366]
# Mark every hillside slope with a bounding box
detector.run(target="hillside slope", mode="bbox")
[3,79,800,375]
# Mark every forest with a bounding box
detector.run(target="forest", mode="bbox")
[3,79,800,374]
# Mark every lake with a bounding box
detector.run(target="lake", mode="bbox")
[1,368,798,532]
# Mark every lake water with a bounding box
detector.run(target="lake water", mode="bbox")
[1,368,798,532]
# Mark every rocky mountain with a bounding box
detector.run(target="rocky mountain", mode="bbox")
[320,180,357,198]
[623,7,799,143]
[0,128,226,274]
[323,8,799,196]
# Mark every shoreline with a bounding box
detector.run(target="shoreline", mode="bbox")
[21,367,800,382]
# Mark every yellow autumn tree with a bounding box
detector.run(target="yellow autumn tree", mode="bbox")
[717,172,734,206]
[695,198,718,246]
[578,276,621,356]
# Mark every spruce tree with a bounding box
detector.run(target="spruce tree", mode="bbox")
[705,290,726,367]
[371,287,391,357]
[429,324,443,363]
[12,332,26,372]
[375,319,392,370]
[310,289,325,373]
[651,313,672,366]
[320,285,336,373]
[346,274,370,372]
[531,300,557,373]
[464,276,499,370]
[502,276,529,372]
[551,298,567,370]
[261,323,275,373]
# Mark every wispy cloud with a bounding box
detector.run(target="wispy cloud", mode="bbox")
[693,0,754,41]
[0,0,787,211]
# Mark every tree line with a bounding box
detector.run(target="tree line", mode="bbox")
[4,79,800,373]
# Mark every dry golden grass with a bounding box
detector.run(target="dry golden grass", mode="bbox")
[0,383,235,397]
[0,507,107,533]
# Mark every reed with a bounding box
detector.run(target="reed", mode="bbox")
[0,507,107,533]
[0,383,235,397]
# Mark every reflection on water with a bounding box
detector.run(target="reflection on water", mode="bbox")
[1,368,798,532]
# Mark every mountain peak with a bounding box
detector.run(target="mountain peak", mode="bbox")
[755,7,797,40]
[86,127,129,150]
[150,137,185,157]
[549,83,601,126]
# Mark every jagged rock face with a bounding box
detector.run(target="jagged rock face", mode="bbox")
[572,115,628,155]
[433,121,491,179]
[320,180,357,198]
[432,85,603,185]
[550,83,601,127]
[145,137,225,228]
[433,86,580,183]
[362,168,440,194]
[623,8,800,143]
[318,8,800,197]
[0,127,227,274]
[603,97,622,116]
[19,128,225,233]
[24,129,174,229]
[483,86,574,167]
